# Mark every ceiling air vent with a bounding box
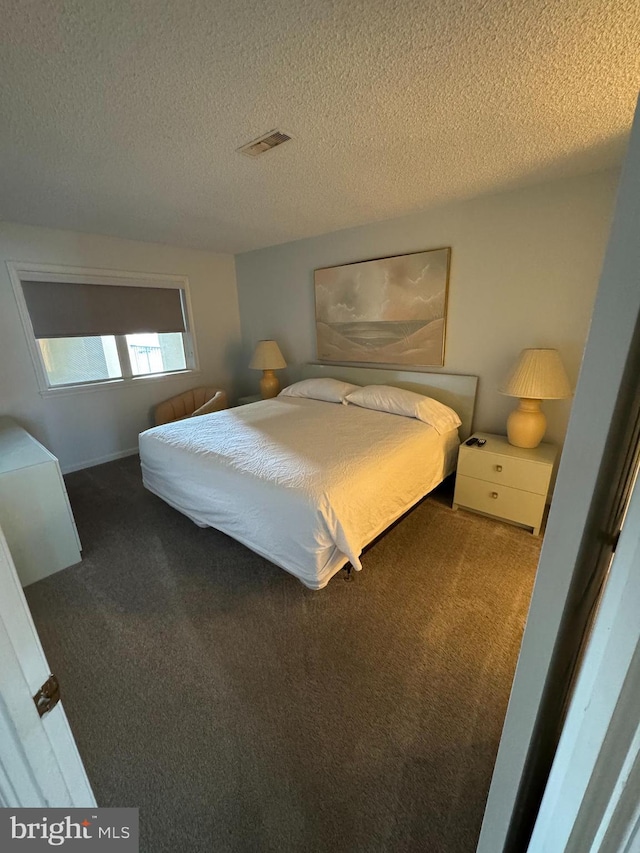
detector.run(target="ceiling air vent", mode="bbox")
[237,130,292,157]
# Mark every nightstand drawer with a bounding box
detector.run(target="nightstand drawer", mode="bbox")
[458,449,551,495]
[454,474,546,530]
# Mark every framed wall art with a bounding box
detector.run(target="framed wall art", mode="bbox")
[314,247,451,367]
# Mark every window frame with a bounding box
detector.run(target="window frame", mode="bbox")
[8,262,200,396]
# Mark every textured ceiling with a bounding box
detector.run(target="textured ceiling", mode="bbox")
[1,0,639,254]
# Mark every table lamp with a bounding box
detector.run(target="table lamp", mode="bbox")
[249,340,286,399]
[499,348,572,448]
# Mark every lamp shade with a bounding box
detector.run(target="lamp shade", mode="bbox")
[499,348,571,400]
[249,340,286,370]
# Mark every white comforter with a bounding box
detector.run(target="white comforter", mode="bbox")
[139,397,459,589]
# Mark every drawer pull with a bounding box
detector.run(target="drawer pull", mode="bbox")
[491,491,499,499]
[495,465,503,472]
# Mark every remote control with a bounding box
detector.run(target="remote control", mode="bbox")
[465,437,479,446]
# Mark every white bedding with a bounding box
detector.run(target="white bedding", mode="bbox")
[139,397,459,589]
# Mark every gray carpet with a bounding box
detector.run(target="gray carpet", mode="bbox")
[25,456,541,853]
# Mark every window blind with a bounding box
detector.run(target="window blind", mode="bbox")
[21,280,186,338]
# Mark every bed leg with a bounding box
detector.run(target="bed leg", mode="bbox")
[343,563,353,581]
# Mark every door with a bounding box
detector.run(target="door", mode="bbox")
[0,524,95,807]
[526,451,640,850]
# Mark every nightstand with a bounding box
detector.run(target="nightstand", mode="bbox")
[453,432,557,535]
[237,394,262,406]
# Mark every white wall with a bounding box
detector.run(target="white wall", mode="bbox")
[0,172,618,472]
[0,223,241,472]
[235,171,618,447]
[480,98,640,853]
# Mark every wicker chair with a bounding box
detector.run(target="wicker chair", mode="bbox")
[154,386,229,426]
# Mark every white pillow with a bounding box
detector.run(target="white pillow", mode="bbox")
[279,378,361,404]
[345,385,461,434]
[190,391,227,418]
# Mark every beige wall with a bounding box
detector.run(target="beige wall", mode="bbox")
[0,222,240,471]
[235,170,619,447]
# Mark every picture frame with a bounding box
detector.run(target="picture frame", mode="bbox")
[314,246,451,367]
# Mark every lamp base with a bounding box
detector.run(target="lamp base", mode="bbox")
[507,398,546,448]
[260,369,280,399]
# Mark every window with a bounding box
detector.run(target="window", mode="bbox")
[126,332,187,376]
[38,336,122,386]
[10,265,197,392]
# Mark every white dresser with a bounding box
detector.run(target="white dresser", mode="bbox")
[0,417,81,586]
[453,432,557,535]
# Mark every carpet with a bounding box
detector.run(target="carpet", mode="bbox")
[26,456,541,853]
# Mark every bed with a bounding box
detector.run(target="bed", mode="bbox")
[139,366,477,589]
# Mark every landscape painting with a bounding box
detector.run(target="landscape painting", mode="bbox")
[314,247,450,366]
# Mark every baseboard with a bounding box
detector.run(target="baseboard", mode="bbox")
[61,447,139,475]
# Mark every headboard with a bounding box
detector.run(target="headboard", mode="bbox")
[293,363,478,440]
